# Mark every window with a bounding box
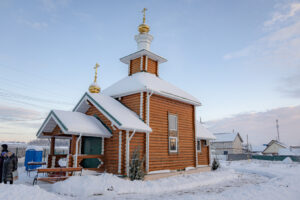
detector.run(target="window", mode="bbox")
[168,114,177,131]
[169,137,178,152]
[197,139,201,152]
[224,151,228,155]
[203,140,207,146]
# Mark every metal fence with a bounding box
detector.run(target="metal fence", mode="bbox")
[212,154,300,162]
[252,155,300,162]
[227,154,252,161]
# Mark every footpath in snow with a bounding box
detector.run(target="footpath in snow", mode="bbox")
[0,159,299,200]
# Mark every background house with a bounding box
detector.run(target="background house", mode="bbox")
[210,132,244,155]
[250,145,266,155]
[262,140,287,155]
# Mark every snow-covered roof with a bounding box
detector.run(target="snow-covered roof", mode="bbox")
[196,122,216,140]
[278,148,295,156]
[212,133,243,143]
[291,148,300,155]
[37,110,112,138]
[102,72,201,106]
[74,92,152,133]
[251,145,266,153]
[120,49,167,64]
[26,146,44,151]
[266,140,288,148]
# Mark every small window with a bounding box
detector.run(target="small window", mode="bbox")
[203,140,207,146]
[169,137,178,152]
[197,139,201,152]
[168,114,177,131]
[224,151,228,155]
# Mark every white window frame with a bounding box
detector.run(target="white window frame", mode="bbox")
[197,139,201,152]
[169,136,178,153]
[168,114,178,131]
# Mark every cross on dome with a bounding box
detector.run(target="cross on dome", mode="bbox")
[138,8,150,34]
[89,63,101,93]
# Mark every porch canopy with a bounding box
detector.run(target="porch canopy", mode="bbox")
[37,110,112,138]
[196,122,216,140]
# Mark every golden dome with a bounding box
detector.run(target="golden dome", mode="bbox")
[89,83,100,93]
[138,23,150,33]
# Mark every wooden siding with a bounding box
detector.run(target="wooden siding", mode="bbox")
[129,57,141,75]
[129,57,158,76]
[120,93,141,116]
[85,102,120,174]
[148,94,196,171]
[198,140,210,165]
[147,58,158,76]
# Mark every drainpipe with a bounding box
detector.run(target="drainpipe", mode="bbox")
[126,130,129,176]
[194,106,198,167]
[118,131,122,174]
[140,92,143,119]
[146,131,149,173]
[146,90,153,126]
[145,90,153,173]
[75,133,82,167]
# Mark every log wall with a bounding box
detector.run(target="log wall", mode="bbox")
[129,58,141,75]
[148,94,196,171]
[197,140,210,165]
[85,102,120,174]
[129,57,158,76]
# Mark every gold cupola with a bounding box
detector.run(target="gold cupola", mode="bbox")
[138,8,150,33]
[88,63,101,93]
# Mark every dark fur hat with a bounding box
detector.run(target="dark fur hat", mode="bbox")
[1,144,8,150]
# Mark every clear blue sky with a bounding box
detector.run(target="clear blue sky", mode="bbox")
[1,0,300,142]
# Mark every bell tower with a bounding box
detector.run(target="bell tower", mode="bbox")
[120,8,167,77]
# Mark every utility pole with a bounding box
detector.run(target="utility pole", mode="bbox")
[247,134,249,153]
[276,119,280,142]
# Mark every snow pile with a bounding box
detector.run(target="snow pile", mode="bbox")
[52,170,238,197]
[282,157,293,164]
[0,184,64,200]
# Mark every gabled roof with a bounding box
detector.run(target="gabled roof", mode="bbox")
[262,140,288,154]
[265,140,288,148]
[212,132,243,143]
[102,72,201,106]
[196,122,216,140]
[250,145,266,153]
[73,92,152,133]
[120,49,167,64]
[37,110,112,138]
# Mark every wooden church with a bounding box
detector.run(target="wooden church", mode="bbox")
[36,10,215,176]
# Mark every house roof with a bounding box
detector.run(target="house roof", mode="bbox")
[120,49,167,64]
[212,132,243,143]
[278,148,295,156]
[196,122,216,140]
[73,92,152,133]
[37,110,112,138]
[102,72,201,106]
[251,145,266,152]
[265,140,288,148]
[262,140,288,154]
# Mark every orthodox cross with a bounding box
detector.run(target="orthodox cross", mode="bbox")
[94,63,100,83]
[142,8,147,24]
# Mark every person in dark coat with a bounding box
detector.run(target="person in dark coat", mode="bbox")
[1,144,18,184]
[0,144,8,183]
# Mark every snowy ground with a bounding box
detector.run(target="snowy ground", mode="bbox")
[0,159,299,200]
